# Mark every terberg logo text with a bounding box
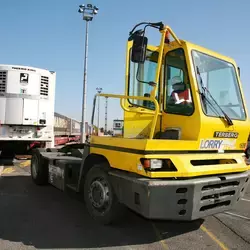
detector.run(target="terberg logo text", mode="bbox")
[213,131,238,139]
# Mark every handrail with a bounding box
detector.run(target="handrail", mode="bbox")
[91,93,160,139]
[120,98,156,114]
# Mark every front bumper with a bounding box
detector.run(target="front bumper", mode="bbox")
[110,170,250,221]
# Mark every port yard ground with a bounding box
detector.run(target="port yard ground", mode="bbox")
[0,159,250,250]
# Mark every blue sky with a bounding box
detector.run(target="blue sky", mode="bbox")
[1,0,250,129]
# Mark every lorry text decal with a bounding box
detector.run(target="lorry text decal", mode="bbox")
[200,139,223,149]
[200,139,236,150]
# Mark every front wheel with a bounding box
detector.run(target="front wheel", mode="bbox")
[83,164,125,225]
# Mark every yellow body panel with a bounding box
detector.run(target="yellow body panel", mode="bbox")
[90,135,250,178]
[90,24,250,179]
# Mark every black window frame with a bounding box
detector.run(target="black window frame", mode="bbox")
[163,48,195,116]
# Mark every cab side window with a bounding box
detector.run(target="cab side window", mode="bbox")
[164,48,194,116]
[128,49,159,110]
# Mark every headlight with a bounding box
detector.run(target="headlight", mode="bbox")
[140,158,177,171]
[140,158,163,170]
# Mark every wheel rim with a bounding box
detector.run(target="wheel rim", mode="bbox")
[88,177,110,213]
[31,155,39,178]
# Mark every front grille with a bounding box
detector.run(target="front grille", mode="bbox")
[201,190,236,201]
[40,76,49,96]
[191,159,237,166]
[202,181,240,191]
[200,201,231,211]
[0,71,7,93]
[199,180,240,212]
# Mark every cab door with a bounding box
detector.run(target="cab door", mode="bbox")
[161,45,200,140]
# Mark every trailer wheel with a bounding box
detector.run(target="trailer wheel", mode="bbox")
[84,164,124,225]
[31,149,48,185]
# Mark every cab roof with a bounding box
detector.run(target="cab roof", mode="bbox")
[181,39,237,66]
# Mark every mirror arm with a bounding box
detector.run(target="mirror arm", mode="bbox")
[129,21,164,35]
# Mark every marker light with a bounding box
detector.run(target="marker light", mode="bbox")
[165,30,170,44]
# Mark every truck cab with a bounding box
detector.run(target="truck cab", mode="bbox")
[30,22,250,225]
[124,24,249,148]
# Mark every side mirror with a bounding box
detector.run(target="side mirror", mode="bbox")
[238,67,240,77]
[131,34,148,63]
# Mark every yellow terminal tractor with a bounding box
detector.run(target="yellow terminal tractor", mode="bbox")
[30,21,250,225]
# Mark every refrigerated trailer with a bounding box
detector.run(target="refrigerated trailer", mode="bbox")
[0,64,56,157]
[31,112,83,148]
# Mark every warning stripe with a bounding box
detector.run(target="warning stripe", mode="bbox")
[1,167,15,174]
[18,160,31,168]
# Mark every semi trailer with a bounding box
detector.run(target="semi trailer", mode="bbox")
[30,21,250,225]
[0,64,56,157]
[26,112,85,149]
[0,64,87,156]
[50,112,81,146]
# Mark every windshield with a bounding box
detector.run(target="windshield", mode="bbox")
[192,50,246,121]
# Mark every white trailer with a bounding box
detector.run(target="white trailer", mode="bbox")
[0,64,56,157]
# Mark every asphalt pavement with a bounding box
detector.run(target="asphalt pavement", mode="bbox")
[0,160,250,250]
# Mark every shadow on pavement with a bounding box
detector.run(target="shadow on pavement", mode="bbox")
[0,176,203,249]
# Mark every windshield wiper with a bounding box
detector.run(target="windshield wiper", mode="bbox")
[196,66,233,126]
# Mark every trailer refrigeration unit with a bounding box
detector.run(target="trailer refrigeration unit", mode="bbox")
[0,64,56,157]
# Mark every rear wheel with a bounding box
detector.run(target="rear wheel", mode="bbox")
[31,149,48,185]
[83,163,125,225]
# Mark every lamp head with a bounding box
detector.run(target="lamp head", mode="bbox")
[78,8,84,13]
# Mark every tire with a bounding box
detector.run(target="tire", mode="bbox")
[31,149,48,185]
[83,163,125,225]
[246,147,250,159]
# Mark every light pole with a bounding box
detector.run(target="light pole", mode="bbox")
[96,87,102,132]
[78,3,99,143]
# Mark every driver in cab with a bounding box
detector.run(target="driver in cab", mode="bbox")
[169,76,192,105]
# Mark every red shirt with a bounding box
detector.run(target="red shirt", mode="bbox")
[171,89,192,104]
